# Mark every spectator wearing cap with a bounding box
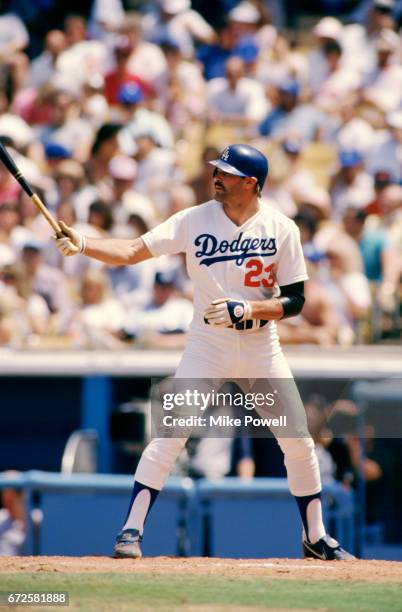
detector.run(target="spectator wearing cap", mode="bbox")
[38,89,94,163]
[232,0,278,68]
[114,81,146,123]
[108,155,158,231]
[44,142,72,175]
[227,1,273,77]
[88,0,125,42]
[117,83,174,149]
[119,14,167,88]
[360,29,402,112]
[103,36,151,106]
[259,79,325,143]
[342,205,401,312]
[330,150,375,220]
[227,1,263,39]
[142,0,216,60]
[155,37,206,128]
[308,17,344,96]
[297,185,332,223]
[366,110,402,183]
[207,56,268,128]
[124,269,193,347]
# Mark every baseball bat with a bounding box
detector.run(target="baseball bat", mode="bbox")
[0,142,62,236]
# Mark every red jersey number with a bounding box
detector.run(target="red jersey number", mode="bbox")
[244,259,275,288]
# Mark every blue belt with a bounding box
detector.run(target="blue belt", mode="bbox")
[233,319,268,331]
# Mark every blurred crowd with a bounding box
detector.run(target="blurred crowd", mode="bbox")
[0,0,402,349]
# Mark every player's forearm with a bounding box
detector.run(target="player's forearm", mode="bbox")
[83,236,152,266]
[249,298,285,320]
[250,282,306,321]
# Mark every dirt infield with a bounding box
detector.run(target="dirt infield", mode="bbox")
[1,556,401,583]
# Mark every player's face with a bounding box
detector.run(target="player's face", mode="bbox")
[212,167,247,202]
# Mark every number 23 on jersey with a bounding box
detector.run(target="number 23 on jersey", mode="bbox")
[244,259,275,288]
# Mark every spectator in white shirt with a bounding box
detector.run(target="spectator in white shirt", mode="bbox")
[121,14,167,88]
[312,40,362,111]
[28,30,67,89]
[207,56,268,127]
[360,29,402,113]
[142,0,216,59]
[124,269,193,345]
[115,82,174,149]
[74,269,127,348]
[119,130,181,218]
[331,94,376,158]
[0,12,29,94]
[38,88,94,163]
[308,17,344,97]
[366,110,402,182]
[154,38,207,128]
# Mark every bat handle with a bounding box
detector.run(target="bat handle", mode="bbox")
[31,193,62,236]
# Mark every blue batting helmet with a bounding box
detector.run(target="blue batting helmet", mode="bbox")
[209,144,269,190]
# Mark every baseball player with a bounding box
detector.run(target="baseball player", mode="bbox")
[55,144,354,561]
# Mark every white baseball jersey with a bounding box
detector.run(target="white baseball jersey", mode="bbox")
[142,199,308,336]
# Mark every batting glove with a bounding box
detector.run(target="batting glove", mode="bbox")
[53,220,86,257]
[204,297,252,327]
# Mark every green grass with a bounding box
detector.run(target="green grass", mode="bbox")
[0,574,401,611]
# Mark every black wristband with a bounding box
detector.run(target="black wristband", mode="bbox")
[278,281,305,319]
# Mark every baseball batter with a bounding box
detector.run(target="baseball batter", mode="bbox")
[55,144,354,561]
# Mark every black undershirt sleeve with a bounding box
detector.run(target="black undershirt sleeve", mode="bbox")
[278,281,305,319]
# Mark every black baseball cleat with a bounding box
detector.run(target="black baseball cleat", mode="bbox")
[303,535,356,560]
[113,528,143,559]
